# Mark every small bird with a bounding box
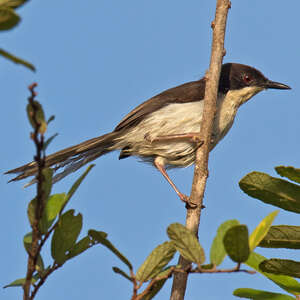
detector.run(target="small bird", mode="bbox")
[6,63,291,203]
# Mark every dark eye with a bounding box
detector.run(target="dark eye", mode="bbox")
[243,74,252,85]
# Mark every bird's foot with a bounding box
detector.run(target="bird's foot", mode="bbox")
[178,193,203,209]
[178,193,206,209]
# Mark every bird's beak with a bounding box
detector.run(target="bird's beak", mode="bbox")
[265,80,291,90]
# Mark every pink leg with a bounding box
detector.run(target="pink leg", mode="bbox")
[146,132,203,145]
[154,157,191,205]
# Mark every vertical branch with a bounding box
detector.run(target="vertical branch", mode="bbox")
[23,83,46,300]
[170,1,231,299]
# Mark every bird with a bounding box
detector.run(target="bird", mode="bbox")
[6,63,291,204]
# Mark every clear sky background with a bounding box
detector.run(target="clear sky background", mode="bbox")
[1,1,300,300]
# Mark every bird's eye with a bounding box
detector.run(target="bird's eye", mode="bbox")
[243,74,252,85]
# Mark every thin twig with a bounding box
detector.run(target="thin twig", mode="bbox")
[173,265,255,275]
[170,1,231,299]
[29,263,61,300]
[132,263,254,300]
[37,221,58,253]
[23,83,47,300]
[134,269,173,300]
[130,269,139,300]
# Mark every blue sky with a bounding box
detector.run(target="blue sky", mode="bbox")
[1,1,300,299]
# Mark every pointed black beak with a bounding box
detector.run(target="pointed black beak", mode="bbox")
[265,80,291,90]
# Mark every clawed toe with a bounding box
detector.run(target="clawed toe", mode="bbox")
[178,193,198,209]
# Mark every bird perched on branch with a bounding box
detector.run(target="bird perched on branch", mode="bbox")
[6,63,291,204]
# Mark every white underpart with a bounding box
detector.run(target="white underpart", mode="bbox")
[113,86,264,167]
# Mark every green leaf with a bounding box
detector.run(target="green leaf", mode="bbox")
[239,171,300,214]
[259,225,300,249]
[4,277,37,288]
[167,223,205,264]
[233,288,295,299]
[27,170,54,232]
[88,229,132,270]
[60,165,95,213]
[26,100,47,134]
[0,7,20,30]
[0,48,35,71]
[27,197,37,226]
[41,168,53,202]
[223,225,250,263]
[154,266,174,280]
[260,259,300,278]
[47,115,55,124]
[200,263,214,270]
[88,229,107,240]
[0,0,29,9]
[249,211,279,251]
[43,133,58,151]
[136,241,176,282]
[246,252,300,295]
[210,219,240,266]
[67,236,92,260]
[51,210,82,264]
[275,166,300,184]
[23,232,44,272]
[39,193,67,234]
[112,267,133,282]
[142,278,168,300]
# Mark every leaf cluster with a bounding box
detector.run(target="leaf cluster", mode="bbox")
[233,167,300,299]
[0,0,35,71]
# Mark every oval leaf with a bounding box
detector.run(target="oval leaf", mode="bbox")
[26,100,47,133]
[167,223,205,264]
[4,276,37,288]
[239,172,300,214]
[41,168,53,201]
[260,259,300,278]
[233,288,295,299]
[259,225,300,249]
[136,241,176,282]
[210,219,240,266]
[88,229,132,270]
[246,252,300,295]
[27,197,37,227]
[223,225,250,263]
[51,210,82,264]
[142,278,168,300]
[39,193,67,234]
[249,210,279,251]
[275,166,300,184]
[67,236,91,260]
[0,7,20,31]
[23,232,44,271]
[0,0,29,9]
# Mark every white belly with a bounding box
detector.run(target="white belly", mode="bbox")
[114,94,239,167]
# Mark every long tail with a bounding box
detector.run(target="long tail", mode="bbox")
[5,131,121,185]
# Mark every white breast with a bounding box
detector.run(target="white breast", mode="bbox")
[114,86,262,167]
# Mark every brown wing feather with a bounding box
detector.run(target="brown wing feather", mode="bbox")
[114,78,205,132]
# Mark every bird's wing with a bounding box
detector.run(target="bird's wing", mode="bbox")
[114,79,205,132]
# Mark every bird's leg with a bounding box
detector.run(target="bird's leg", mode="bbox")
[145,132,203,145]
[154,157,197,208]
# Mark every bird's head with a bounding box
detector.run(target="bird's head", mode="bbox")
[218,63,291,105]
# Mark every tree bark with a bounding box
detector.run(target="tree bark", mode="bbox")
[170,1,231,299]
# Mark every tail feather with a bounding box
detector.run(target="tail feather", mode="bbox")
[5,131,121,184]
